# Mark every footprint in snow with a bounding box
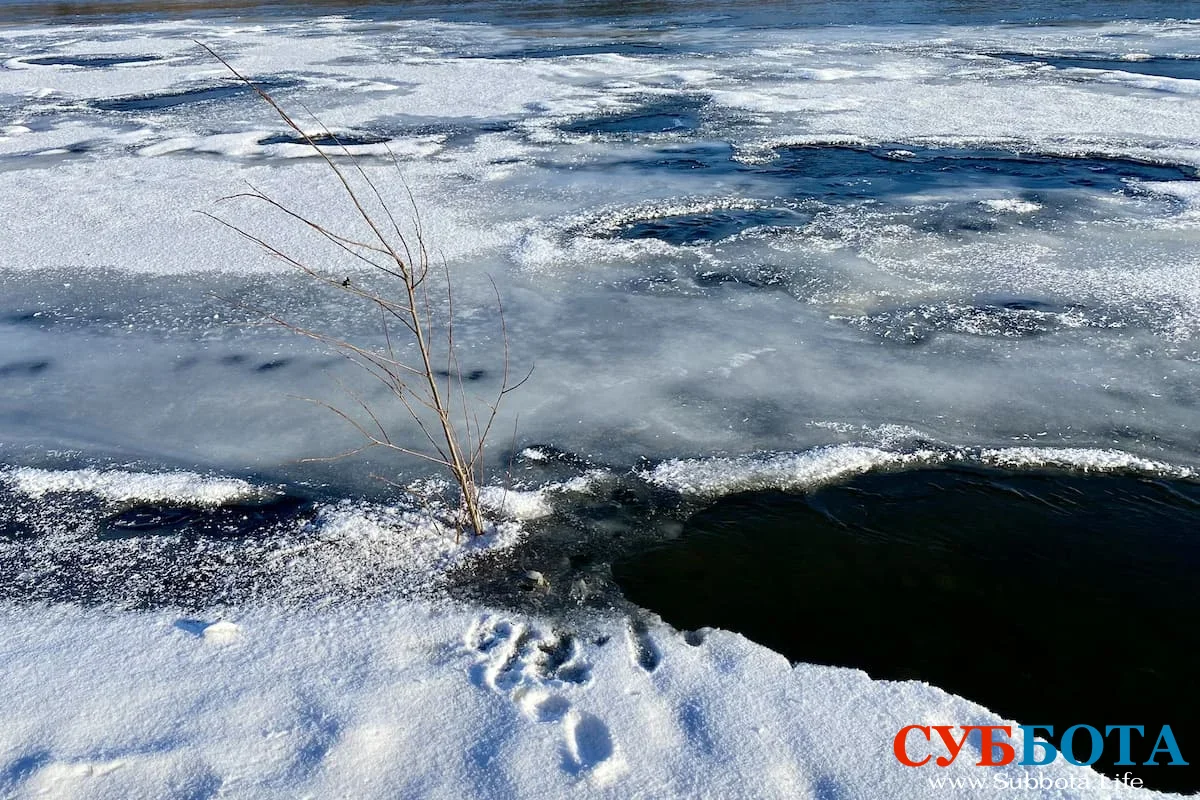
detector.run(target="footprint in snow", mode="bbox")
[465,615,621,781]
[626,619,661,673]
[465,615,592,693]
[562,711,624,784]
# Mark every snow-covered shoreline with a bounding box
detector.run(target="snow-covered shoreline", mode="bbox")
[0,598,1175,799]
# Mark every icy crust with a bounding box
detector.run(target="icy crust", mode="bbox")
[643,445,1197,497]
[0,464,552,604]
[979,447,1197,477]
[642,446,944,496]
[2,466,262,505]
[0,600,1171,799]
[295,501,526,597]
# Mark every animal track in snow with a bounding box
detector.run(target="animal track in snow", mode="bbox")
[465,615,592,694]
[465,615,623,782]
[626,619,661,673]
[562,711,615,775]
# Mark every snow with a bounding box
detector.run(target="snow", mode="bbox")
[2,466,263,505]
[642,444,1196,498]
[1,6,1198,798]
[0,600,1172,799]
[478,470,610,520]
[643,445,943,496]
[980,446,1197,478]
[980,198,1043,214]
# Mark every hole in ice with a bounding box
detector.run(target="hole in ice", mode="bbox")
[604,143,738,172]
[988,52,1200,81]
[255,358,291,372]
[23,54,163,67]
[588,144,1196,247]
[354,117,511,150]
[90,78,299,112]
[435,367,487,382]
[614,466,1200,793]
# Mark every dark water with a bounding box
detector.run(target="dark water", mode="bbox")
[0,0,1192,26]
[619,207,811,246]
[614,466,1200,792]
[23,53,163,66]
[91,78,299,112]
[562,100,705,136]
[591,144,1198,246]
[759,145,1197,199]
[993,52,1200,82]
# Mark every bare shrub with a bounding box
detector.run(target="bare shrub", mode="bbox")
[199,43,529,538]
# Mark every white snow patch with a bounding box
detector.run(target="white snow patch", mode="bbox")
[643,445,945,496]
[643,444,1198,497]
[981,446,1197,477]
[519,446,550,461]
[2,466,263,506]
[980,198,1043,214]
[478,470,609,520]
[199,619,242,645]
[0,600,1169,799]
[300,501,526,594]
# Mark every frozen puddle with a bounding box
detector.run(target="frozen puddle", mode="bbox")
[561,98,706,137]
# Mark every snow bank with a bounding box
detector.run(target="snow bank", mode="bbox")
[0,600,1171,799]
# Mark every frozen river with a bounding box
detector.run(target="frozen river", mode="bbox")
[2,1,1200,795]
